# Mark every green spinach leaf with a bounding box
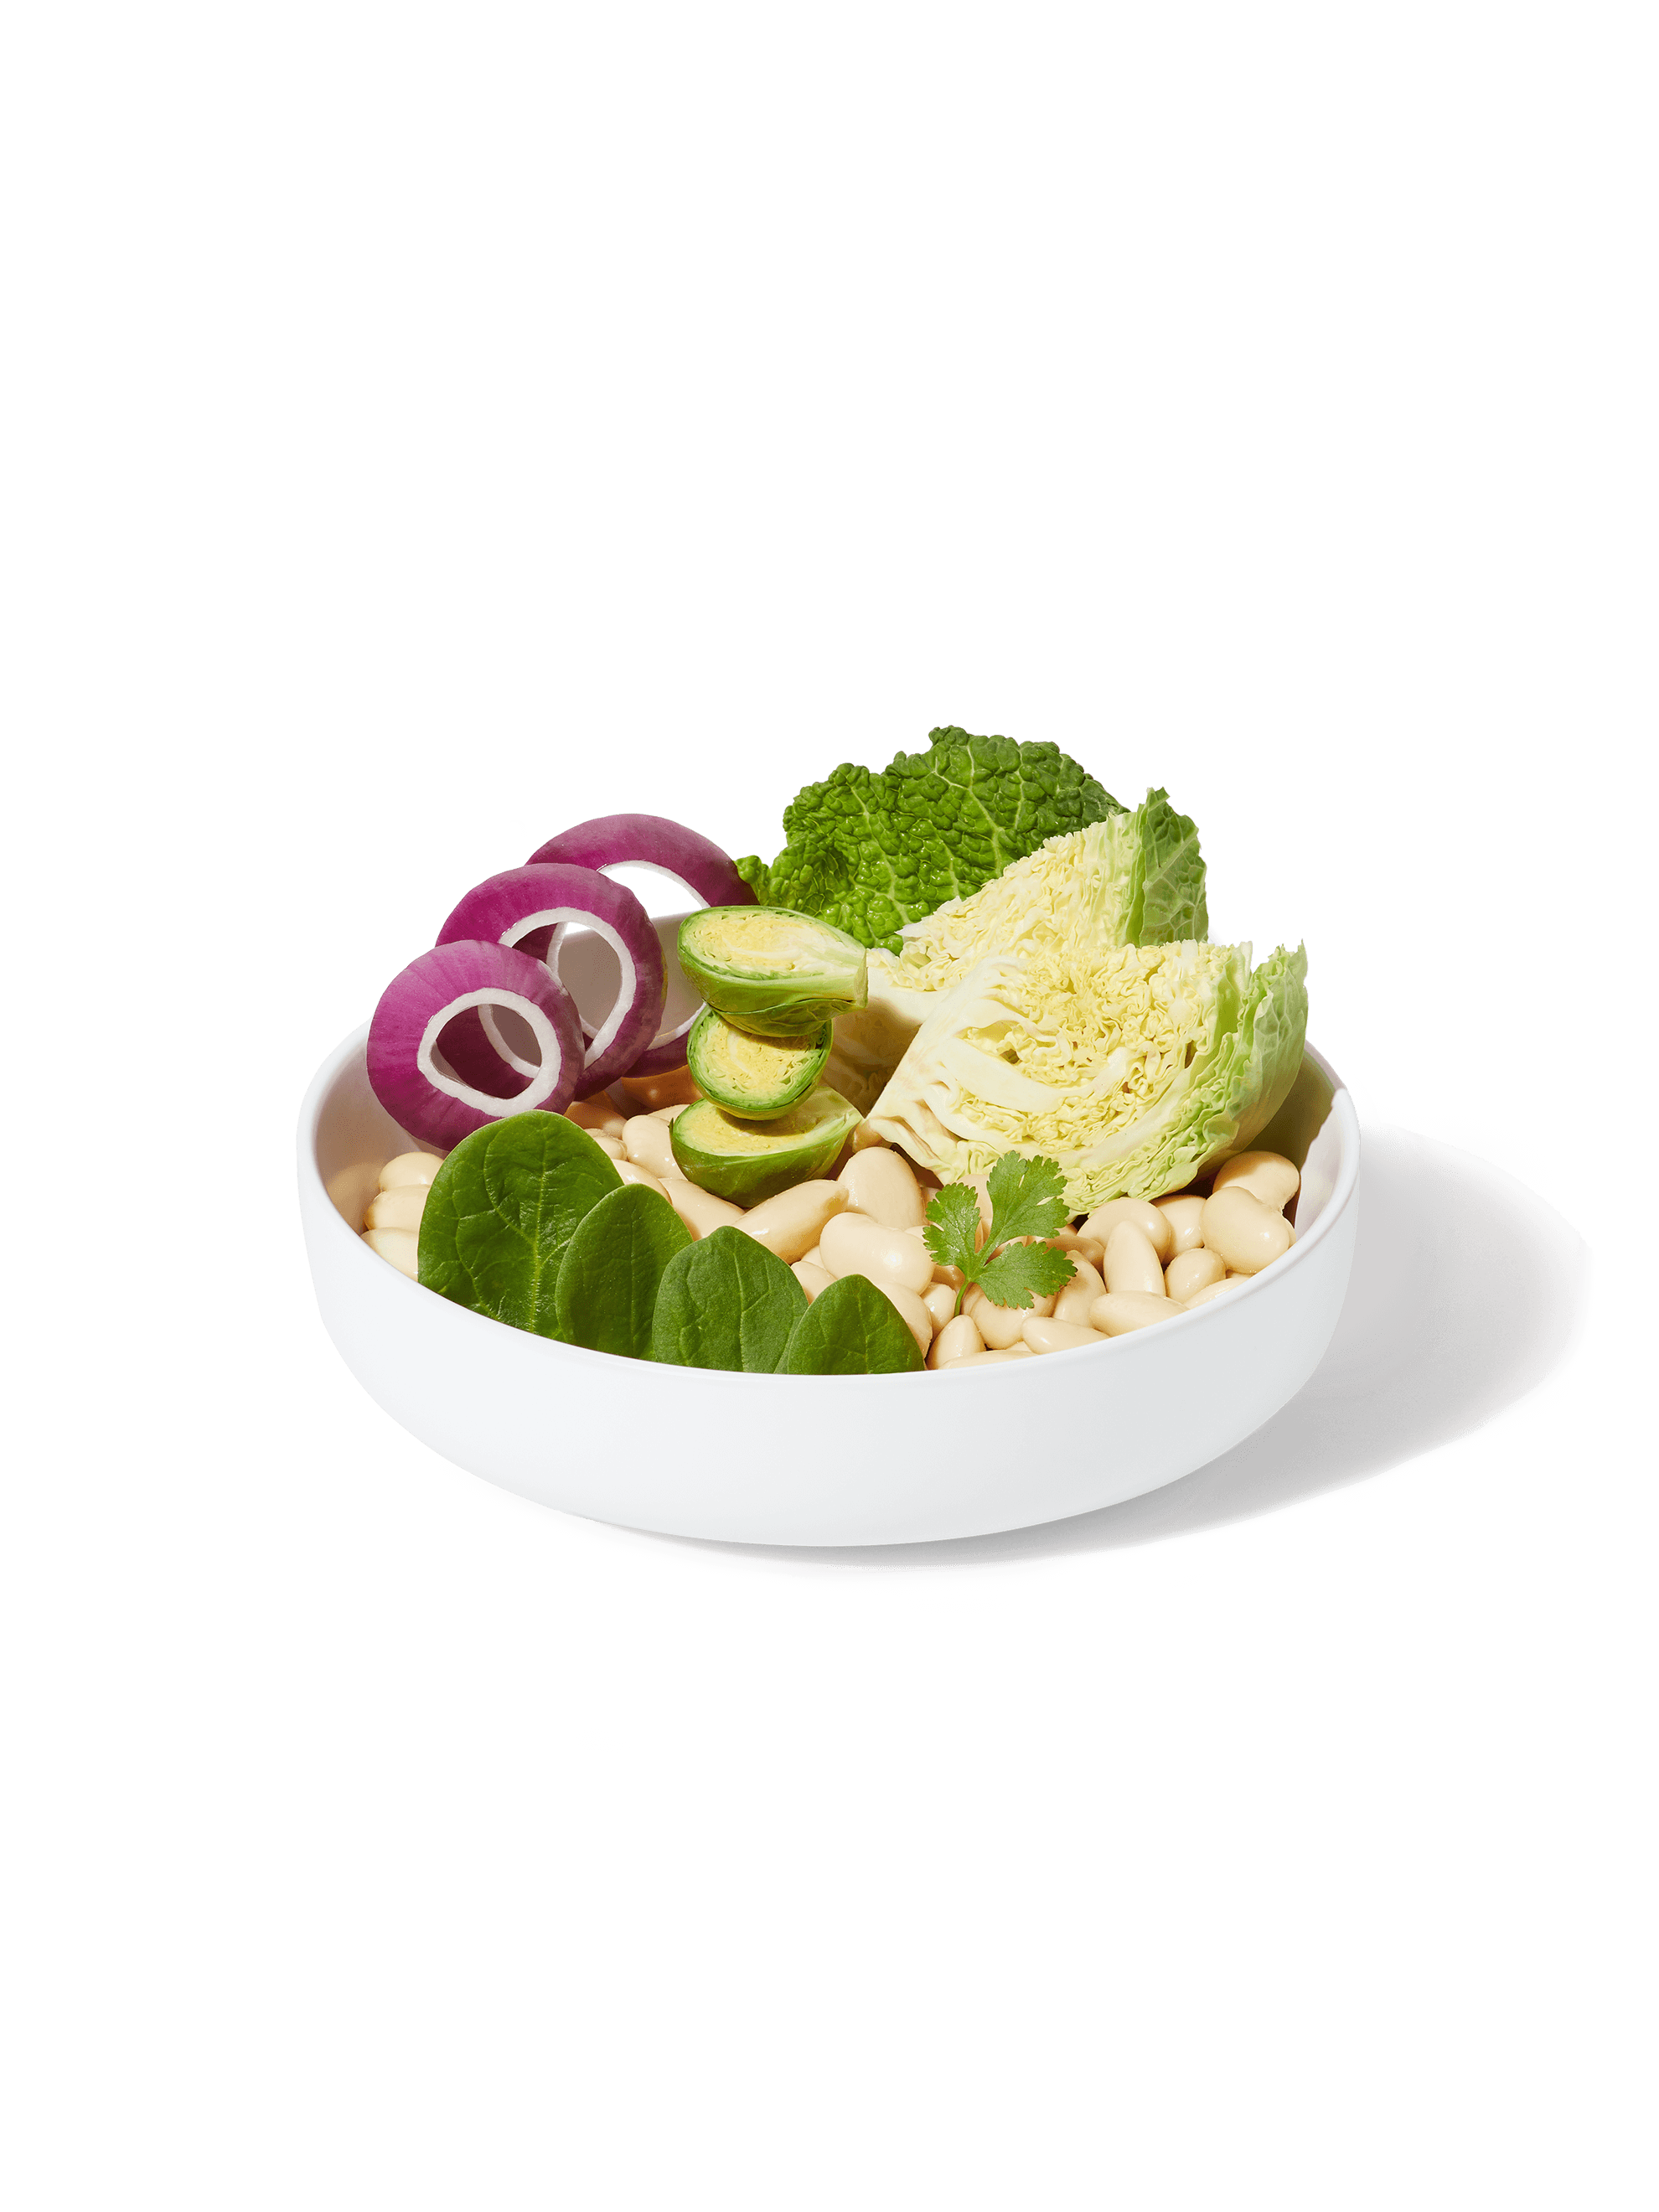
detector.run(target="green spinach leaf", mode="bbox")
[781,1274,926,1374]
[649,1225,807,1372]
[554,1183,690,1358]
[418,1112,622,1336]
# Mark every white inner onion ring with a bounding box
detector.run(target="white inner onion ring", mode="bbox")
[418,990,569,1114]
[474,907,641,1072]
[588,865,709,1053]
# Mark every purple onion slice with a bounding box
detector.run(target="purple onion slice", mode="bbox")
[433,863,666,1101]
[525,814,755,1075]
[367,940,585,1149]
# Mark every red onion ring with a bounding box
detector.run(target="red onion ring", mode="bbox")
[367,940,585,1150]
[525,814,755,1075]
[434,863,666,1101]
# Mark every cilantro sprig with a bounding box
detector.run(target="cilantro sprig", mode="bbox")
[923,1151,1078,1315]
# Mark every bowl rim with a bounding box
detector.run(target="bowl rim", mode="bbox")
[298,1025,1360,1390]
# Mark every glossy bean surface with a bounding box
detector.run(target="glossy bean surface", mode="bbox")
[1102,1222,1165,1298]
[1152,1193,1206,1253]
[928,1312,985,1367]
[1201,1187,1294,1274]
[819,1212,934,1298]
[620,1114,677,1179]
[1212,1150,1300,1212]
[1090,1290,1181,1336]
[1080,1196,1173,1263]
[1165,1246,1225,1300]
[837,1147,926,1229]
[736,1179,848,1262]
[1052,1254,1106,1326]
[378,1150,444,1191]
[661,1176,747,1239]
[363,1226,420,1279]
[364,1185,426,1234]
[1022,1315,1104,1356]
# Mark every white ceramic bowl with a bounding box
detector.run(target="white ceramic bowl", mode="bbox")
[298,925,1359,1546]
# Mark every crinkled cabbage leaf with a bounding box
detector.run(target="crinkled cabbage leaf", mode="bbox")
[863,937,1308,1213]
[735,726,1121,952]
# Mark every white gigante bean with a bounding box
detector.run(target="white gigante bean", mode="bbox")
[566,1098,626,1138]
[1090,1290,1181,1336]
[363,1227,420,1279]
[1153,1194,1207,1253]
[819,1211,934,1298]
[938,1346,1035,1368]
[928,1312,984,1367]
[364,1185,427,1234]
[378,1151,443,1191]
[736,1179,849,1262]
[661,1176,747,1240]
[963,1282,1057,1347]
[1181,1279,1239,1310]
[837,1146,926,1229]
[591,1133,625,1159]
[850,1120,888,1151]
[1052,1253,1106,1326]
[1212,1150,1300,1212]
[1103,1222,1165,1298]
[1201,1187,1294,1274]
[922,1282,959,1331]
[1080,1196,1174,1262]
[1022,1315,1106,1356]
[615,1160,667,1197]
[649,1103,692,1123]
[1052,1228,1105,1268]
[792,1259,834,1302]
[621,1114,678,1178]
[1165,1246,1226,1300]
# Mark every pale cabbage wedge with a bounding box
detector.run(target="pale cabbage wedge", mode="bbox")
[826,793,1207,1114]
[862,938,1308,1213]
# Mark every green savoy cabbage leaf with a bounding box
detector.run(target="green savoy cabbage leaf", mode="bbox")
[735,726,1121,952]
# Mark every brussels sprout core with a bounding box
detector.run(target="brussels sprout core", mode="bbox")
[669,1087,862,1205]
[678,907,868,1037]
[686,1008,831,1118]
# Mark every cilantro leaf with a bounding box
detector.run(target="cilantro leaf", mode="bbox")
[984,1152,1070,1248]
[735,727,1122,951]
[975,1239,1078,1312]
[922,1181,983,1276]
[923,1148,1078,1315]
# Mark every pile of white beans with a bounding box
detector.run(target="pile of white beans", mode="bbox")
[360,1099,1301,1369]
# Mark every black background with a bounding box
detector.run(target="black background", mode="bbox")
[279,517,1601,1760]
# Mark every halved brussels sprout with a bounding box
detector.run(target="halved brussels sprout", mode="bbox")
[685,1008,831,1118]
[677,907,868,1037]
[669,1086,862,1205]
